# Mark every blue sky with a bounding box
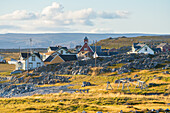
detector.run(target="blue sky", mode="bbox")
[0,0,170,34]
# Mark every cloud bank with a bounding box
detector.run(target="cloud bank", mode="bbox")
[0,2,129,33]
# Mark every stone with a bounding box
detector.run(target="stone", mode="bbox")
[164,71,169,74]
[82,81,91,87]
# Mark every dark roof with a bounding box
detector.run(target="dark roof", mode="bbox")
[133,43,142,50]
[59,55,77,62]
[102,48,109,52]
[49,46,68,51]
[44,55,54,62]
[49,47,59,51]
[21,53,31,59]
[96,52,118,56]
[90,46,102,52]
[152,48,161,52]
[21,52,41,59]
[84,36,88,40]
[60,47,68,50]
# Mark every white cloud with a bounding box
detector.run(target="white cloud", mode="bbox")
[0,10,37,20]
[0,2,129,33]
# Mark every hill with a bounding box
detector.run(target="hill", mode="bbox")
[96,35,170,49]
[0,33,159,49]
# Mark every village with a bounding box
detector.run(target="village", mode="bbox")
[0,36,170,113]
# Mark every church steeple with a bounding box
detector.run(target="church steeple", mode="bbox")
[84,36,88,43]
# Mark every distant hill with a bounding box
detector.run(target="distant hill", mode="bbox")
[0,33,159,49]
[96,35,170,49]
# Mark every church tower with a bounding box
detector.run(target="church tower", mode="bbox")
[84,36,88,43]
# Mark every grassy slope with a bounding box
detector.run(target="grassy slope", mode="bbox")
[0,53,19,76]
[96,35,170,49]
[0,36,170,112]
[0,67,169,113]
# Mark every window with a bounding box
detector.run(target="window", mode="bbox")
[61,50,63,54]
[84,48,87,50]
[32,56,35,61]
[37,62,41,67]
[29,62,33,69]
[145,47,147,51]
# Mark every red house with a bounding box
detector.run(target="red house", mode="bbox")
[79,37,94,52]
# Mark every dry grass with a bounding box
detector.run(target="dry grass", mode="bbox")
[0,64,15,76]
[96,35,170,49]
[2,52,19,62]
[0,92,169,113]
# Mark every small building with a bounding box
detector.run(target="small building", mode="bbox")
[93,52,118,58]
[44,54,77,64]
[8,58,18,64]
[128,43,155,55]
[0,55,5,63]
[47,46,68,52]
[43,46,70,61]
[156,43,170,52]
[16,52,44,70]
[78,37,102,59]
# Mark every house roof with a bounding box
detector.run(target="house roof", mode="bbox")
[90,46,102,52]
[96,52,118,56]
[49,47,59,51]
[136,44,153,52]
[49,46,68,51]
[84,37,88,40]
[133,43,141,50]
[59,55,77,61]
[102,48,109,52]
[156,43,168,48]
[21,52,41,59]
[44,55,54,62]
[45,51,56,55]
[109,48,116,52]
[136,43,145,47]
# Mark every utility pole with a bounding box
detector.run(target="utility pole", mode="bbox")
[95,40,97,67]
[30,38,32,53]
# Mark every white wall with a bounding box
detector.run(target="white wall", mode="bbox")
[57,49,70,55]
[16,54,44,70]
[138,45,154,55]
[25,55,44,70]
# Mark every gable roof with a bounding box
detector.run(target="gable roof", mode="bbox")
[59,55,77,61]
[49,47,59,51]
[133,43,142,50]
[136,44,153,52]
[44,55,54,62]
[20,52,41,60]
[90,46,102,52]
[156,43,168,48]
[48,46,68,51]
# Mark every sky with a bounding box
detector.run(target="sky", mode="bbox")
[0,0,170,34]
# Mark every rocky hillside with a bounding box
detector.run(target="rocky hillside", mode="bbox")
[96,35,170,49]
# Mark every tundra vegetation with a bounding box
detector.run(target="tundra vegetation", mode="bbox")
[0,36,169,113]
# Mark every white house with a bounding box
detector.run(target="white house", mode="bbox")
[8,58,18,65]
[16,52,44,70]
[43,47,71,61]
[47,46,68,52]
[128,43,154,55]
